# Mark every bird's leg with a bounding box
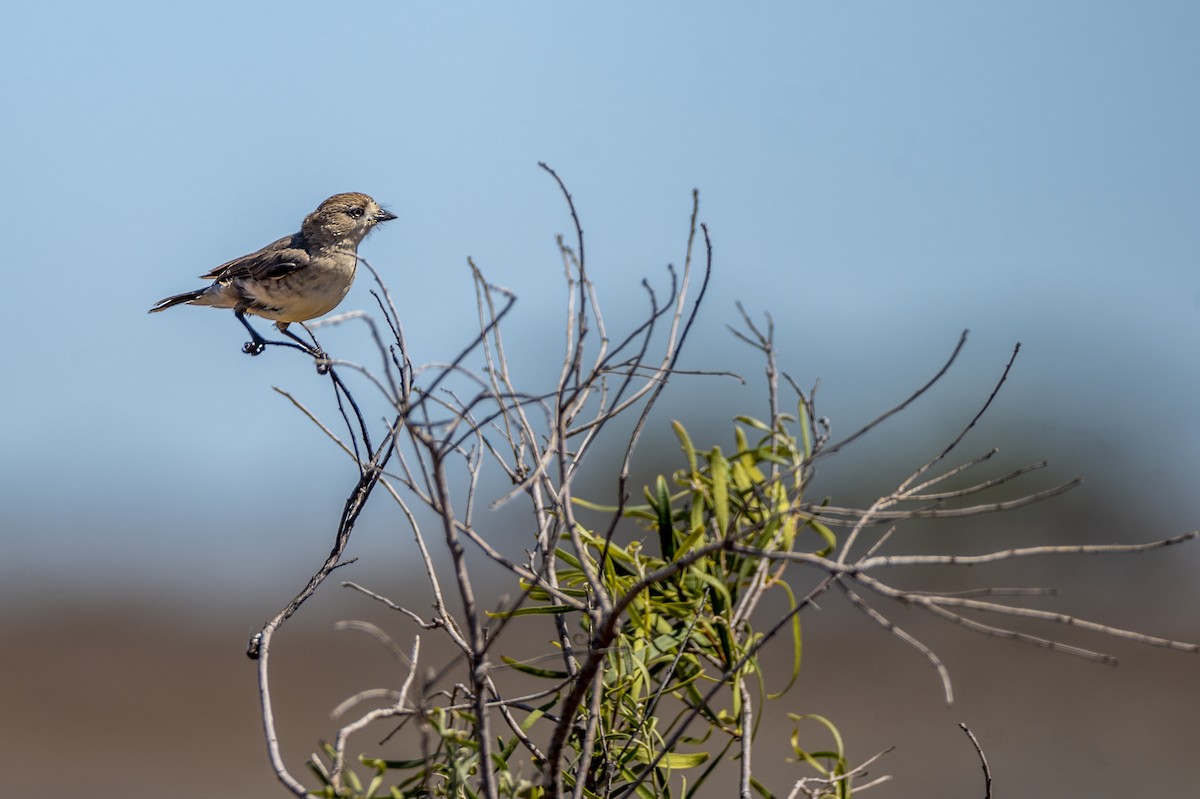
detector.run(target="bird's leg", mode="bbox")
[277,322,330,374]
[234,310,308,359]
[236,310,268,356]
[301,323,331,374]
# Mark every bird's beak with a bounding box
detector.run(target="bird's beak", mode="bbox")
[375,208,398,223]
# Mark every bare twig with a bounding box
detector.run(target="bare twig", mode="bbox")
[240,170,1200,799]
[959,723,992,799]
[329,636,421,791]
[817,330,970,460]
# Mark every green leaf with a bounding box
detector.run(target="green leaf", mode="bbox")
[572,496,621,512]
[655,474,677,560]
[767,581,803,699]
[797,398,812,459]
[807,517,837,556]
[709,447,730,533]
[788,713,846,758]
[372,757,429,770]
[488,604,571,619]
[715,618,736,670]
[501,656,570,679]
[733,415,771,432]
[657,751,710,768]
[672,419,699,474]
[521,698,558,733]
[675,524,707,557]
[750,776,775,798]
[685,567,733,614]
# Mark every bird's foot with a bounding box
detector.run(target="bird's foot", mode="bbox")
[313,348,331,374]
[242,340,266,356]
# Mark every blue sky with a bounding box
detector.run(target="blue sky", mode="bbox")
[2,2,1199,604]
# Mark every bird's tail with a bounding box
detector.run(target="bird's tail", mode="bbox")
[148,290,206,314]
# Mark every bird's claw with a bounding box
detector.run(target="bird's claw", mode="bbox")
[242,340,265,356]
[314,349,330,375]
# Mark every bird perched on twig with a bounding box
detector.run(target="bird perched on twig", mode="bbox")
[149,192,396,367]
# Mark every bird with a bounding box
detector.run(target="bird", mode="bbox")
[149,192,396,366]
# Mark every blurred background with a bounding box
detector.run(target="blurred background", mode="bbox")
[2,2,1198,796]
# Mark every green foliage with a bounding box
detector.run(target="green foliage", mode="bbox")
[312,411,852,798]
[254,177,1200,799]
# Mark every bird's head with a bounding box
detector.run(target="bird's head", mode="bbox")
[302,192,397,248]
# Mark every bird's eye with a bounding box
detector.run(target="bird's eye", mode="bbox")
[347,207,365,219]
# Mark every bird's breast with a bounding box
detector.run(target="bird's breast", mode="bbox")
[239,255,357,323]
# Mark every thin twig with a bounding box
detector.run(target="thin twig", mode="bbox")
[959,723,992,799]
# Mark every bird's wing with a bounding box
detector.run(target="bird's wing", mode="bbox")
[199,233,311,282]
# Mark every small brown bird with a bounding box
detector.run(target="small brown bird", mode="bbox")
[149,192,396,362]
